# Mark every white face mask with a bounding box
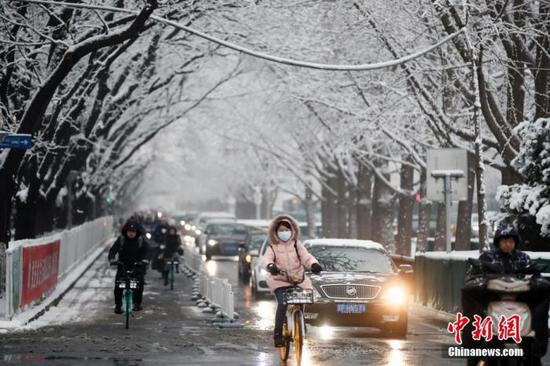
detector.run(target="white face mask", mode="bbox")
[277,231,292,242]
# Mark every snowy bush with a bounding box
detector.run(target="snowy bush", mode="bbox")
[498,118,550,237]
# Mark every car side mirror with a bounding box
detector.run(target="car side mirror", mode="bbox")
[399,264,413,274]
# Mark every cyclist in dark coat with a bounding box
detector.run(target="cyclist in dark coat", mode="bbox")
[109,220,149,313]
[162,226,184,286]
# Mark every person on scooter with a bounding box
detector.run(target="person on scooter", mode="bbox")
[462,225,549,360]
[261,215,322,347]
[162,226,184,286]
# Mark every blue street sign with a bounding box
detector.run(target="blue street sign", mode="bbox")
[0,133,33,150]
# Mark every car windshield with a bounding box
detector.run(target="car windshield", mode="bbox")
[308,246,394,273]
[249,233,266,250]
[207,223,247,236]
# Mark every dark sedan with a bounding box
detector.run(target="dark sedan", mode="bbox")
[237,228,267,282]
[201,222,248,260]
[303,239,412,338]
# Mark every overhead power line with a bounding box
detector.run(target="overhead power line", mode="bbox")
[21,0,465,71]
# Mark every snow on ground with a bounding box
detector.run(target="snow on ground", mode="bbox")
[21,250,112,330]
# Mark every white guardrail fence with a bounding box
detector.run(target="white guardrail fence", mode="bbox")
[3,217,113,320]
[182,246,240,327]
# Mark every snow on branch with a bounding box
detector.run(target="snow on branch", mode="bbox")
[22,0,466,71]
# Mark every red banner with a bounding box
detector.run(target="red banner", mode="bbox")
[21,240,60,307]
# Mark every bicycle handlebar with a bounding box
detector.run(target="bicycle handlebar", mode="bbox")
[275,269,307,286]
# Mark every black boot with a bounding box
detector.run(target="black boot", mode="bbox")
[114,306,122,314]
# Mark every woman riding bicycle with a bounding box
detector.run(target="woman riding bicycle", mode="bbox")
[261,215,322,347]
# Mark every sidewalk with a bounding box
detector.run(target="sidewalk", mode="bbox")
[0,251,277,365]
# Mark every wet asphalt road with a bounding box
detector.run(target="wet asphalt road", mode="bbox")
[1,241,548,365]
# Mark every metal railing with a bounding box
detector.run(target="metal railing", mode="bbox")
[183,247,237,325]
[3,217,113,319]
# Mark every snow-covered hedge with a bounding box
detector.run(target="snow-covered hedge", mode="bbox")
[497,118,550,236]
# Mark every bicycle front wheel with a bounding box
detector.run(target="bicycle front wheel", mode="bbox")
[293,311,305,365]
[124,290,133,329]
[170,264,175,291]
[279,323,290,362]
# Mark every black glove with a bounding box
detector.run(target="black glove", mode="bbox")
[267,263,279,275]
[311,263,322,275]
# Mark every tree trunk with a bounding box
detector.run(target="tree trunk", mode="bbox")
[305,184,317,238]
[396,161,414,256]
[348,186,358,239]
[322,170,339,238]
[417,199,432,252]
[356,165,373,240]
[434,202,447,251]
[337,167,348,238]
[455,153,476,250]
[372,170,395,251]
[14,157,39,240]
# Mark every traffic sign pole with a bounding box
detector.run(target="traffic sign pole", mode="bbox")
[431,170,464,253]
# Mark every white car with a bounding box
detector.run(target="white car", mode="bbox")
[250,238,272,299]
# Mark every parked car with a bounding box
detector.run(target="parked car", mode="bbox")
[303,239,412,338]
[250,237,272,300]
[200,221,248,260]
[238,227,267,282]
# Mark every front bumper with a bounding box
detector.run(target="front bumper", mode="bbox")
[206,243,241,256]
[304,301,407,327]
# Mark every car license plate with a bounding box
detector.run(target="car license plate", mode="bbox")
[224,244,238,252]
[337,303,366,314]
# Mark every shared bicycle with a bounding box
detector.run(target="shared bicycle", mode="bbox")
[276,270,315,366]
[164,257,180,290]
[114,261,143,329]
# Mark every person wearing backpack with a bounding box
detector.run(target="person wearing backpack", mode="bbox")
[109,220,150,313]
[261,215,322,347]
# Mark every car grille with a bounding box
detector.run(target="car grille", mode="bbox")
[320,284,381,300]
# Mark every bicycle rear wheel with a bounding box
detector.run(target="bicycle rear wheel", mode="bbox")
[293,311,305,365]
[279,323,290,362]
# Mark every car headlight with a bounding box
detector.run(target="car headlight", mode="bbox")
[185,224,191,230]
[382,285,406,305]
[180,220,185,226]
[245,254,252,263]
[145,233,152,239]
[195,229,202,235]
[191,225,196,230]
[208,239,218,246]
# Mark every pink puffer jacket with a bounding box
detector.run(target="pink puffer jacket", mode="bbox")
[261,215,318,293]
